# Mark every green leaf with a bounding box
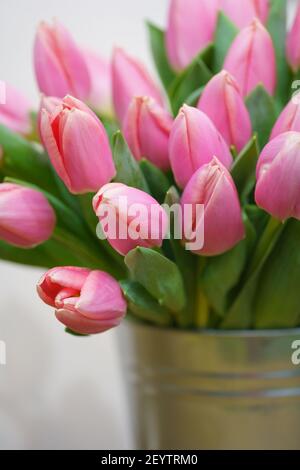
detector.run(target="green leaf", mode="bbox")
[0,124,59,196]
[231,135,259,200]
[201,242,247,318]
[147,21,176,90]
[139,159,170,203]
[112,131,149,192]
[120,280,173,327]
[65,328,89,337]
[267,0,291,105]
[221,217,284,329]
[185,86,205,107]
[125,247,186,319]
[254,219,300,329]
[245,85,277,148]
[213,12,238,72]
[168,45,213,115]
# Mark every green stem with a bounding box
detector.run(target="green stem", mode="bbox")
[246,216,284,279]
[195,257,209,328]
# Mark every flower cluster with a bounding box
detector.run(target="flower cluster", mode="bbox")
[1,0,300,333]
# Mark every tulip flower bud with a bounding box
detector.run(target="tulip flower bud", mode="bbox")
[224,19,276,97]
[0,183,56,248]
[34,20,90,100]
[123,96,172,171]
[37,267,127,335]
[166,0,219,71]
[83,49,113,116]
[112,48,164,123]
[40,95,115,194]
[181,158,245,256]
[0,82,31,134]
[93,183,168,256]
[220,0,269,29]
[169,105,233,188]
[270,98,300,140]
[198,70,252,151]
[255,132,300,221]
[286,4,300,73]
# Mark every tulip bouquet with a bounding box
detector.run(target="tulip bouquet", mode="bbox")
[0,0,300,335]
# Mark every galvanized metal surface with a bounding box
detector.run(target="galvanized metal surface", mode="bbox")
[118,321,300,450]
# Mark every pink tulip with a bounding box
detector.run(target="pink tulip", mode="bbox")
[38,95,61,138]
[39,95,115,194]
[34,20,90,100]
[270,99,300,140]
[93,183,168,255]
[255,131,300,221]
[123,96,172,171]
[181,158,244,256]
[169,105,233,188]
[198,70,252,151]
[37,267,127,335]
[112,48,164,123]
[0,82,31,134]
[224,19,276,97]
[166,0,219,71]
[287,4,300,72]
[83,49,112,116]
[220,0,269,29]
[0,183,56,248]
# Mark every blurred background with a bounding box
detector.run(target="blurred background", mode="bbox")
[0,0,168,450]
[0,0,298,450]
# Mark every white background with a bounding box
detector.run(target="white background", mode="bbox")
[0,0,168,450]
[0,0,298,450]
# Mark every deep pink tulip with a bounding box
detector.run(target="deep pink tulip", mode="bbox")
[37,267,127,335]
[83,49,112,116]
[270,99,300,140]
[198,70,252,151]
[38,95,61,138]
[169,105,233,188]
[112,48,164,123]
[255,132,300,221]
[34,20,90,100]
[123,96,172,171]
[0,183,56,248]
[39,95,115,194]
[0,82,31,134]
[166,0,219,71]
[181,158,244,256]
[287,4,300,72]
[93,183,168,256]
[224,19,276,97]
[220,0,269,29]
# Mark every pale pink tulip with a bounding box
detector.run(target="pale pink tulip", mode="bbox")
[166,0,219,71]
[123,96,172,171]
[255,131,300,221]
[37,267,127,335]
[0,82,31,134]
[83,49,112,116]
[0,183,56,248]
[93,183,168,255]
[39,95,115,194]
[287,3,300,72]
[112,48,164,123]
[198,70,252,151]
[169,105,233,188]
[270,99,300,140]
[181,158,245,256]
[34,20,90,100]
[220,0,269,29]
[224,19,276,97]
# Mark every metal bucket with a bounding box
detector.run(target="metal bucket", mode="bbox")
[117,321,300,450]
